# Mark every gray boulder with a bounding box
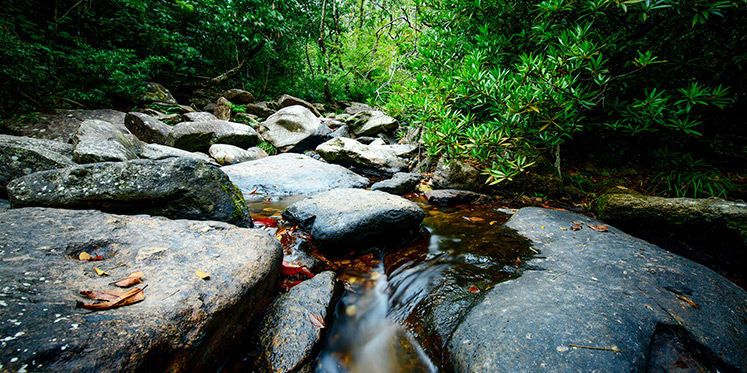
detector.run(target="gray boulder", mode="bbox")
[0,207,281,372]
[138,143,216,165]
[209,144,265,165]
[371,172,423,194]
[277,94,322,117]
[248,272,342,372]
[244,102,277,119]
[125,112,172,144]
[221,153,369,196]
[140,82,177,104]
[432,156,481,191]
[169,119,259,152]
[282,188,424,250]
[425,189,496,206]
[259,106,332,153]
[342,102,374,115]
[7,158,252,227]
[448,207,747,371]
[3,109,126,143]
[72,119,142,163]
[0,135,75,195]
[346,110,398,137]
[329,125,351,139]
[182,111,218,122]
[593,193,747,244]
[316,137,408,177]
[223,88,255,104]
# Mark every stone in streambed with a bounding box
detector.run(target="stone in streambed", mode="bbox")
[371,172,423,195]
[247,271,342,372]
[72,119,142,163]
[0,207,282,372]
[315,137,408,177]
[125,112,172,144]
[448,207,747,372]
[169,119,259,152]
[221,153,369,196]
[425,189,496,206]
[0,134,75,195]
[282,188,424,250]
[7,157,252,227]
[209,144,266,165]
[259,105,331,153]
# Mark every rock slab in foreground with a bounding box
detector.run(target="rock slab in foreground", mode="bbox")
[221,153,369,196]
[0,207,282,372]
[247,271,342,372]
[282,188,424,249]
[7,158,252,227]
[448,207,747,372]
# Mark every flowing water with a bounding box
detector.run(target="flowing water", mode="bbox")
[244,195,533,372]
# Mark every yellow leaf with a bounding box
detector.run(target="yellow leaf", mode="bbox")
[94,267,109,276]
[489,220,497,225]
[79,251,94,261]
[195,270,211,280]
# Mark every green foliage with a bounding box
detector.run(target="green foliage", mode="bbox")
[386,0,746,184]
[257,141,277,156]
[647,148,735,198]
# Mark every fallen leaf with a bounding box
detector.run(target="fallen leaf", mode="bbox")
[310,313,325,328]
[76,286,144,311]
[586,224,609,232]
[80,289,127,301]
[489,221,497,225]
[571,222,583,231]
[281,260,314,278]
[94,267,109,276]
[559,227,568,231]
[468,286,480,293]
[281,279,304,291]
[253,218,279,227]
[113,271,144,288]
[249,186,258,194]
[195,270,210,280]
[79,251,94,261]
[463,216,485,222]
[677,295,700,309]
[615,186,629,190]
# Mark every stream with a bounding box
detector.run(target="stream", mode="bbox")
[244,195,533,372]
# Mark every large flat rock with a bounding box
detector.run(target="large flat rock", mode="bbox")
[448,207,747,371]
[282,188,424,250]
[0,207,282,372]
[221,153,369,196]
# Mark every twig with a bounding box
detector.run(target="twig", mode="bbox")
[551,271,568,281]
[569,344,626,352]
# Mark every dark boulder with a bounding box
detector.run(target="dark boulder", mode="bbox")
[0,207,281,372]
[223,88,255,104]
[282,188,424,250]
[125,112,172,144]
[0,134,75,196]
[425,189,496,206]
[448,207,747,371]
[371,173,423,195]
[247,271,342,372]
[7,158,252,227]
[221,153,369,196]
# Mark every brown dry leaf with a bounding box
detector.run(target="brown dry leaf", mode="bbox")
[463,216,485,222]
[76,287,144,311]
[559,227,568,231]
[79,251,94,261]
[113,271,144,288]
[94,267,109,276]
[195,270,210,280]
[615,186,629,190]
[310,313,325,329]
[468,286,480,293]
[586,224,609,232]
[80,289,127,302]
[677,295,701,309]
[571,222,583,231]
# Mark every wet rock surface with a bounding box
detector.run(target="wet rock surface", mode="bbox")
[448,207,747,372]
[0,207,282,372]
[282,188,424,250]
[221,153,369,196]
[425,189,496,206]
[7,158,252,227]
[371,172,423,194]
[246,271,342,372]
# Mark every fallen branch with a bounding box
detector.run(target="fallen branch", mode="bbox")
[569,344,626,352]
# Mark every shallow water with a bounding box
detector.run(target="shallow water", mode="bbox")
[244,196,532,372]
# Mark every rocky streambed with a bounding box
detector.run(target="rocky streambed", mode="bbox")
[1,97,746,372]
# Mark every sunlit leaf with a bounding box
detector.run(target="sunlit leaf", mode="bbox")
[94,267,109,276]
[79,251,94,261]
[310,313,325,328]
[76,286,145,311]
[253,218,279,227]
[676,295,700,309]
[468,286,480,293]
[195,270,211,280]
[113,271,144,288]
[571,222,583,231]
[586,224,609,232]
